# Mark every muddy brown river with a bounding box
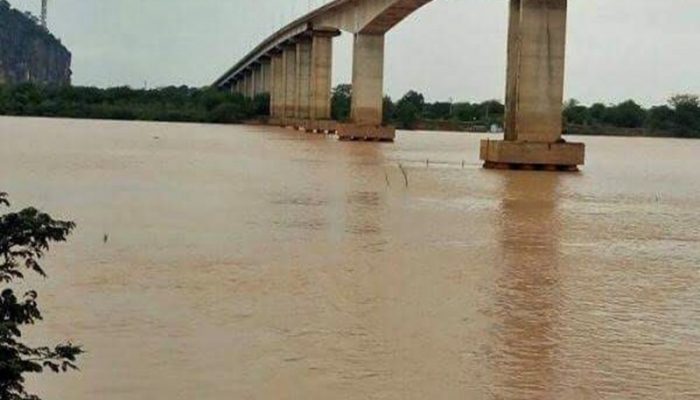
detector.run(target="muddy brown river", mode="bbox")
[1,116,699,399]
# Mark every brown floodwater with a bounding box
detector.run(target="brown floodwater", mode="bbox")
[1,116,699,399]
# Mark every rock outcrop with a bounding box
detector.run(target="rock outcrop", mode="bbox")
[0,0,71,85]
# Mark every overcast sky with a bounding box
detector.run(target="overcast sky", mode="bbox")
[8,0,700,105]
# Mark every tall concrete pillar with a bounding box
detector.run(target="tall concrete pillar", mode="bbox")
[480,0,584,170]
[271,52,285,118]
[350,33,385,126]
[310,32,334,120]
[261,59,272,94]
[253,64,264,96]
[283,45,298,119]
[506,0,566,142]
[296,38,312,119]
[248,70,256,98]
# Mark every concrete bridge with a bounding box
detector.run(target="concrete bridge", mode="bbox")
[213,0,585,171]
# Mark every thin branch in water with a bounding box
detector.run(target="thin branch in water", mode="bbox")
[398,163,409,188]
[384,171,390,187]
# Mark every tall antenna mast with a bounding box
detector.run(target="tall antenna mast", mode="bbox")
[40,0,47,28]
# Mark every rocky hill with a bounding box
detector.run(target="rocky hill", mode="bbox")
[0,0,71,85]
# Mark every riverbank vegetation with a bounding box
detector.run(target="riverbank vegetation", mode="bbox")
[2,83,699,138]
[331,85,700,138]
[0,83,269,123]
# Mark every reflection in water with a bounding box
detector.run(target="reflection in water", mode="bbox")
[493,172,563,399]
[342,144,387,253]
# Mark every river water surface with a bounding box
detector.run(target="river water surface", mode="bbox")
[1,116,699,399]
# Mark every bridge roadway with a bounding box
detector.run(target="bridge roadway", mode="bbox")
[213,0,585,170]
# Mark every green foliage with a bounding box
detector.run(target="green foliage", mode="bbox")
[0,83,267,124]
[564,95,700,137]
[399,90,425,112]
[666,94,700,137]
[564,99,590,125]
[382,96,395,125]
[331,84,351,122]
[395,91,424,129]
[1,192,83,400]
[381,89,505,130]
[606,100,646,128]
[395,100,419,129]
[423,102,452,120]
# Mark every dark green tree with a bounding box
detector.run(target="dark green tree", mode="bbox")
[330,84,351,121]
[477,100,505,126]
[563,99,591,125]
[646,105,676,134]
[395,94,421,130]
[452,102,480,122]
[605,100,646,128]
[589,103,608,124]
[424,102,452,120]
[382,96,395,125]
[0,192,82,400]
[668,94,700,137]
[399,90,425,113]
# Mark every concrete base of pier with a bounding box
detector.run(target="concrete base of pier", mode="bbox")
[268,118,395,141]
[480,139,585,171]
[337,124,395,142]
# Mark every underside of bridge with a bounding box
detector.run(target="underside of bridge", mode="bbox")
[214,0,585,170]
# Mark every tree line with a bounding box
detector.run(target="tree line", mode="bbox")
[0,83,269,123]
[563,95,700,138]
[332,85,700,138]
[331,84,506,131]
[1,83,699,138]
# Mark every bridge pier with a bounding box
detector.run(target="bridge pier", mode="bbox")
[351,33,384,125]
[270,52,284,118]
[344,33,395,141]
[230,79,237,95]
[310,32,334,120]
[282,44,298,119]
[481,0,584,170]
[244,69,254,98]
[253,63,264,96]
[261,58,272,95]
[296,38,312,119]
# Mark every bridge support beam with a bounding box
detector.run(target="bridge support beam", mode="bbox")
[261,58,272,94]
[481,0,584,170]
[283,45,298,119]
[270,53,284,118]
[343,33,395,141]
[310,32,334,120]
[296,38,312,119]
[244,70,254,99]
[350,33,385,126]
[253,64,264,96]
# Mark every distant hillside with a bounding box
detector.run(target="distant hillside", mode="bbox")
[0,0,71,85]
